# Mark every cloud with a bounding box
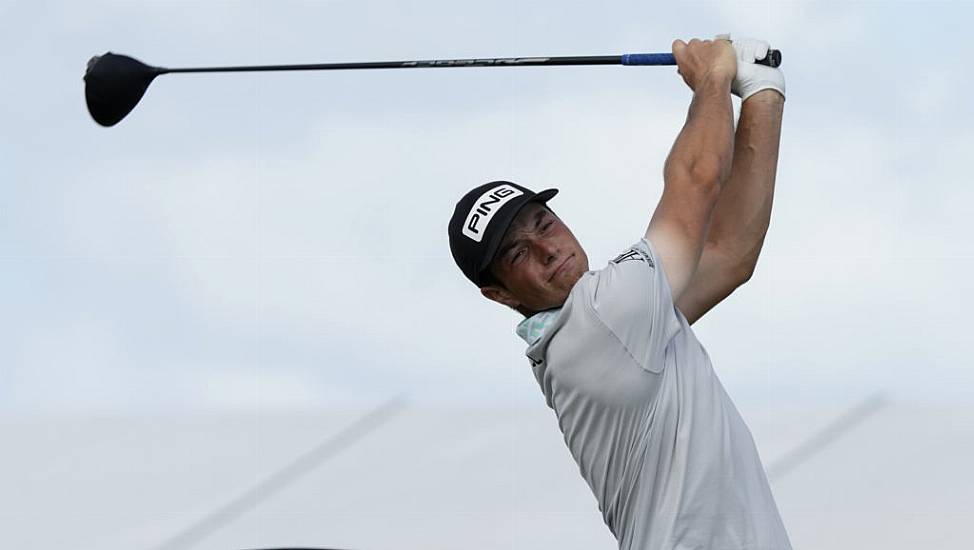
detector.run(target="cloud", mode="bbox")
[5,0,974,414]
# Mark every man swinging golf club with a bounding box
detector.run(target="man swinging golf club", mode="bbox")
[448,35,790,549]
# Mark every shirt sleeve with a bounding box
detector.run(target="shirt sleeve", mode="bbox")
[583,237,684,374]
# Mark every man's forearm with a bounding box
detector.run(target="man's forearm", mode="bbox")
[704,91,784,273]
[663,74,736,191]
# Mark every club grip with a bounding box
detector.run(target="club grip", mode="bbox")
[619,53,676,66]
[622,49,782,68]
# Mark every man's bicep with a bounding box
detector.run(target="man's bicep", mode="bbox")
[644,183,718,301]
[673,243,746,325]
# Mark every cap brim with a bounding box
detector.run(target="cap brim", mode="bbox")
[476,188,559,276]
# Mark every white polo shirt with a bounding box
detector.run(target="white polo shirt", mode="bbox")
[517,238,792,550]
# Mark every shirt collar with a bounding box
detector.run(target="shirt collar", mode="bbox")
[515,308,562,345]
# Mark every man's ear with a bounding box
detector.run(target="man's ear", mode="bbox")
[481,285,520,310]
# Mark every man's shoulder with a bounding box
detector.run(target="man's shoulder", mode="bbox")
[584,239,660,301]
[610,241,655,267]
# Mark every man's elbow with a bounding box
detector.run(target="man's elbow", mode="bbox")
[665,152,727,193]
[706,242,758,287]
[735,258,758,285]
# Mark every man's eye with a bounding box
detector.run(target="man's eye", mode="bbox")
[542,222,553,231]
[512,249,525,263]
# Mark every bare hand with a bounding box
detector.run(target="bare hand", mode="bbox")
[671,37,736,92]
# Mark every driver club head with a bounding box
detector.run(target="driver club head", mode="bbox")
[84,52,164,127]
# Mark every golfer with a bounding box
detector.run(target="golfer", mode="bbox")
[448,36,788,549]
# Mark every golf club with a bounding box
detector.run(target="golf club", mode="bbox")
[84,49,782,127]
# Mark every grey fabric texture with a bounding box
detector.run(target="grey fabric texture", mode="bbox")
[518,238,792,550]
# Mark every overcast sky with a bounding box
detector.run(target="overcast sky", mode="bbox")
[2,0,973,415]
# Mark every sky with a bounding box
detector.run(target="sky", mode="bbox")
[2,0,973,416]
[3,1,974,549]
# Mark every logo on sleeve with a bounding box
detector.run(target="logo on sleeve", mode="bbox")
[612,248,654,266]
[461,184,525,242]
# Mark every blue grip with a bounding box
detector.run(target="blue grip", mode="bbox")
[621,53,676,66]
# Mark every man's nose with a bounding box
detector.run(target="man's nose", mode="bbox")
[537,239,560,264]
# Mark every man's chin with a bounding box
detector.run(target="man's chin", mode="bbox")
[547,289,574,310]
[561,269,585,291]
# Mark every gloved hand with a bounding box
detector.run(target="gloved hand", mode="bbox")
[716,33,785,101]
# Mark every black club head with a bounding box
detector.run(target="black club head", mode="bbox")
[84,52,164,127]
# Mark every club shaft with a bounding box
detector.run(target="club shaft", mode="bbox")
[159,50,780,75]
[162,55,626,74]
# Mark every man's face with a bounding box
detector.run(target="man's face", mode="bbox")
[481,202,589,313]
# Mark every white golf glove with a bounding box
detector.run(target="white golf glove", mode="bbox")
[716,33,785,101]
